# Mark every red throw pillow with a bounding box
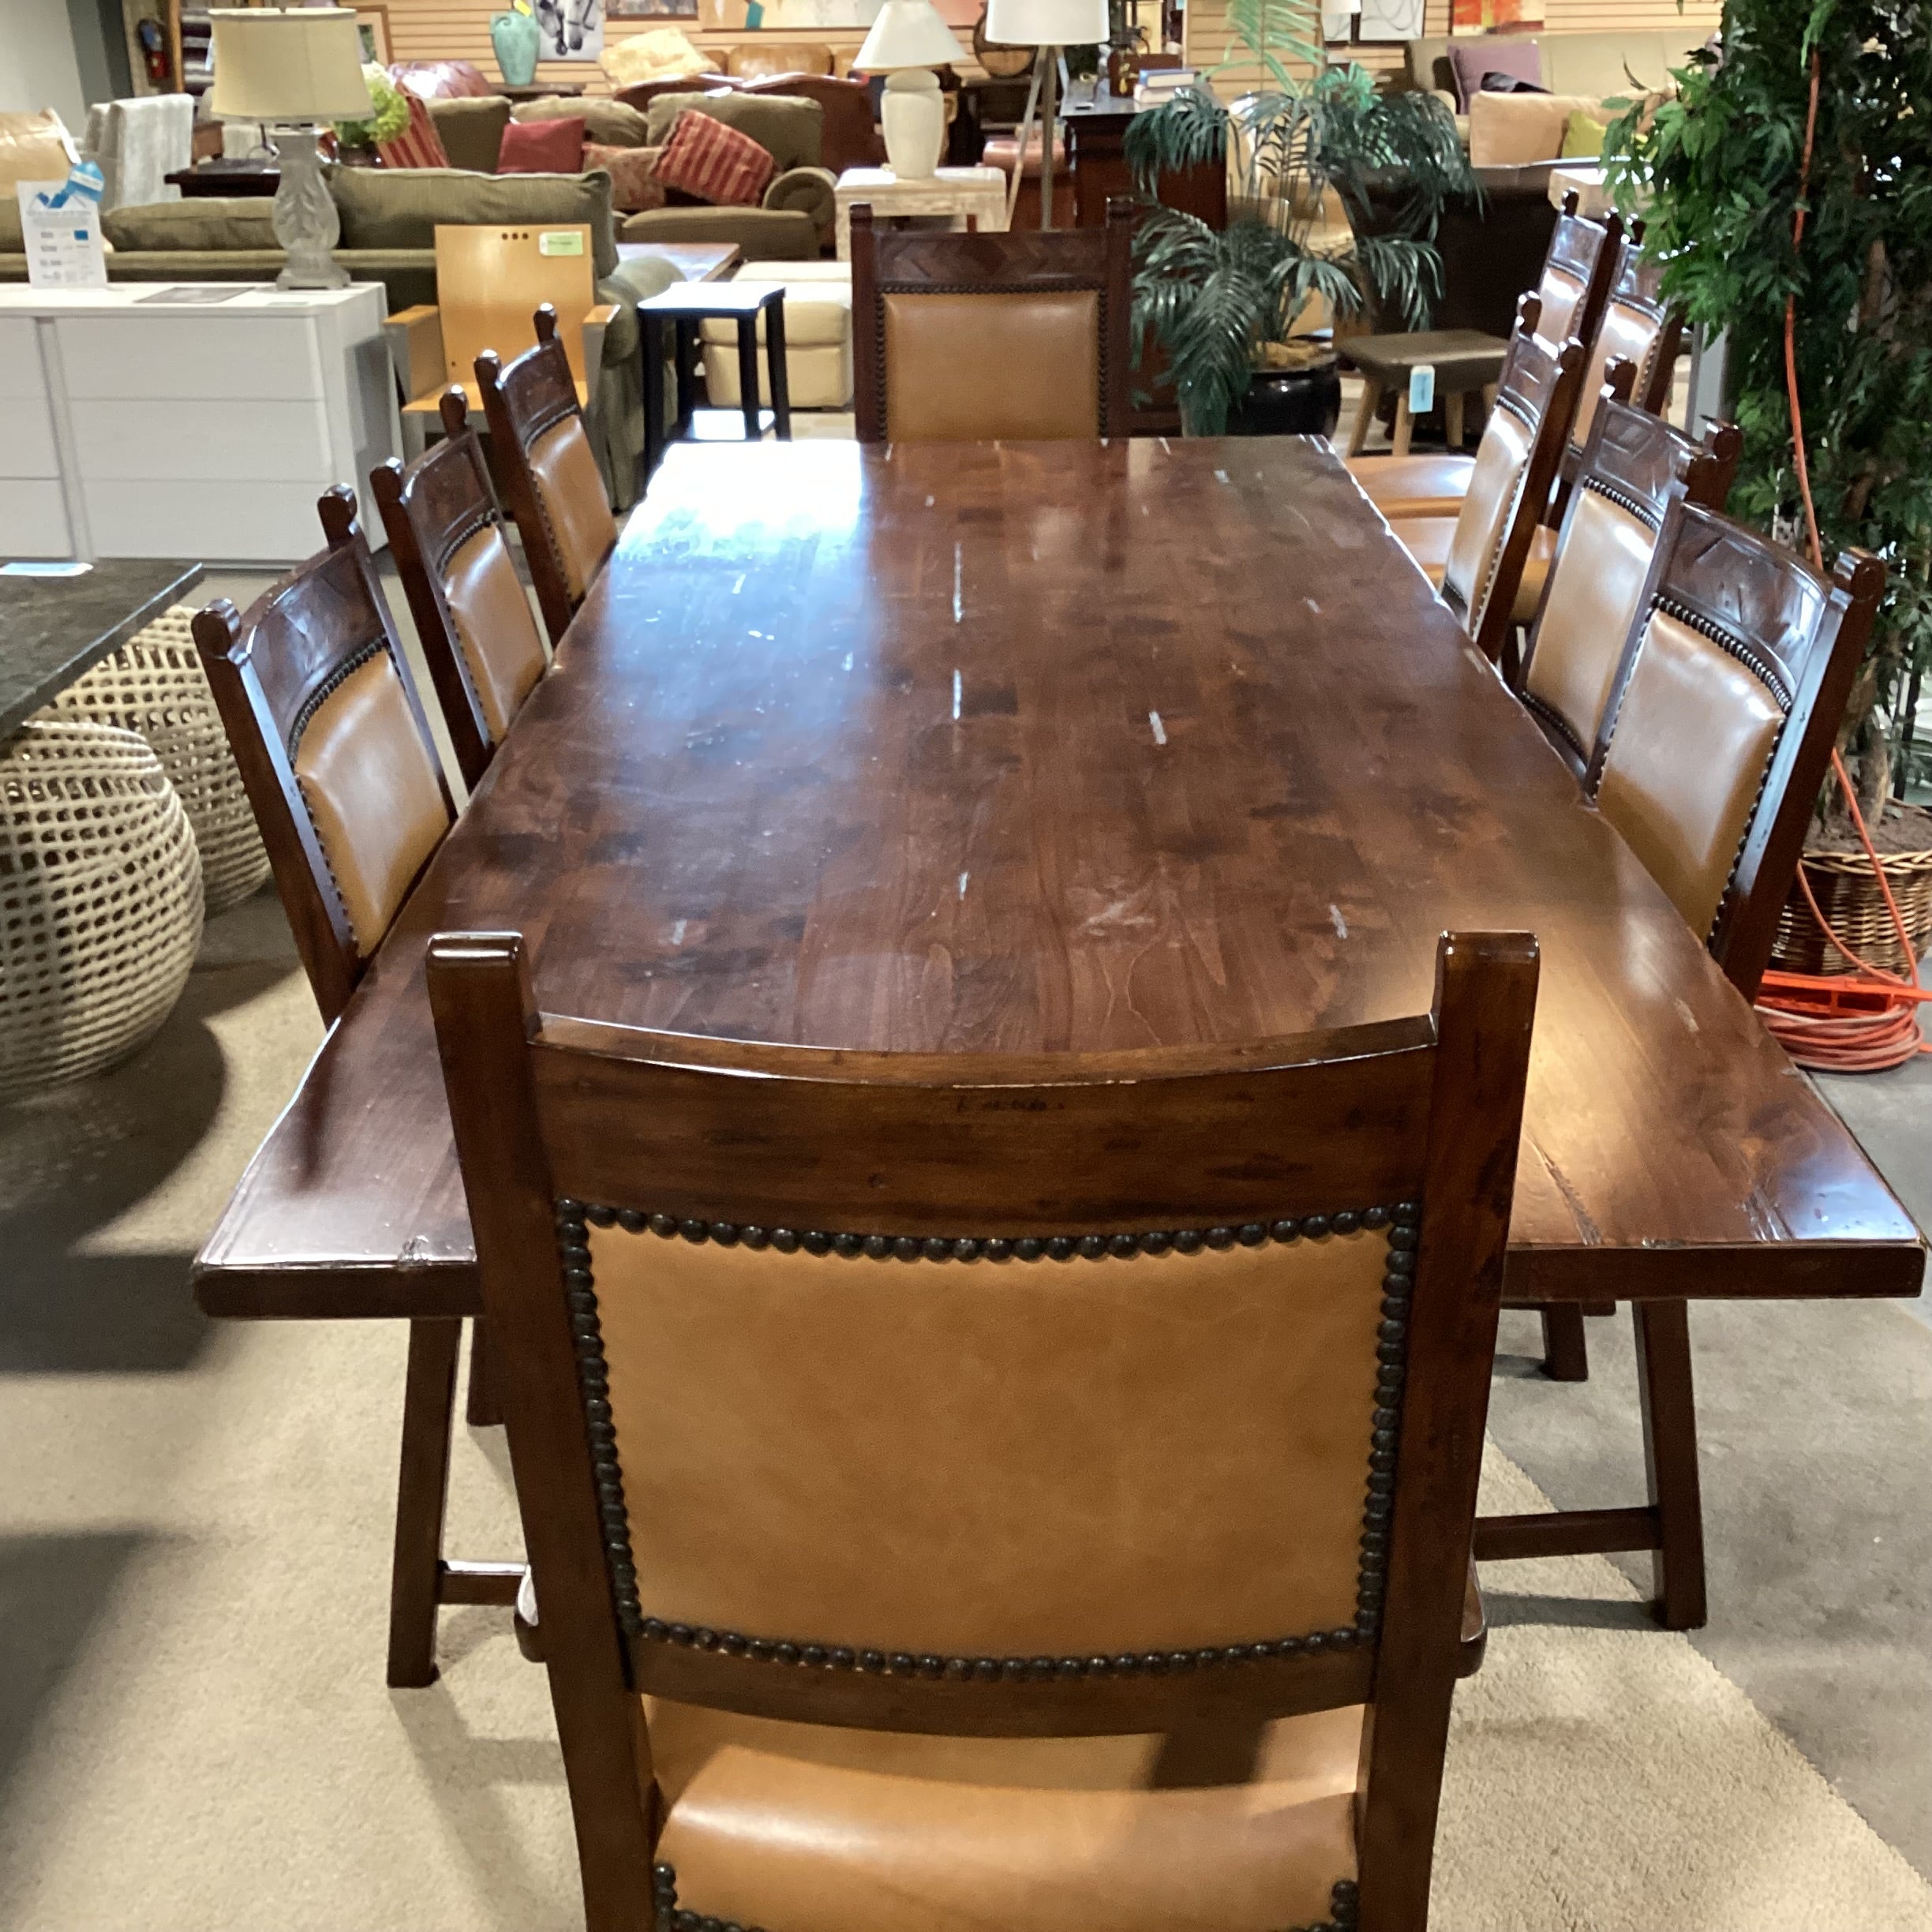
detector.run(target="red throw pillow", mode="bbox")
[653,109,774,208]
[499,114,586,174]
[585,141,666,213]
[376,90,452,170]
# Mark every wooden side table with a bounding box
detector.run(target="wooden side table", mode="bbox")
[638,284,792,480]
[833,166,1008,261]
[1339,329,1511,459]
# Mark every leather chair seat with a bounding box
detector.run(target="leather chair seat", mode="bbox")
[1346,451,1477,519]
[982,132,1069,181]
[1400,515,1557,625]
[649,1697,1364,1932]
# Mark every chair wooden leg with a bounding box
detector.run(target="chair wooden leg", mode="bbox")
[465,1315,503,1428]
[1634,1298,1708,1630]
[1539,1304,1590,1381]
[1391,394,1415,458]
[1445,388,1466,450]
[387,1316,462,1688]
[1348,380,1382,456]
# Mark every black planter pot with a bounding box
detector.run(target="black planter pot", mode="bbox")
[1227,363,1343,437]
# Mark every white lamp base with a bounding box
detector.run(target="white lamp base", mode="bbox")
[880,69,945,181]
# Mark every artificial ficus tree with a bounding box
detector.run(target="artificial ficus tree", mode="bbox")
[1604,1,1932,832]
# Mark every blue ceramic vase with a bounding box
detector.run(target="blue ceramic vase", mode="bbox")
[490,8,541,86]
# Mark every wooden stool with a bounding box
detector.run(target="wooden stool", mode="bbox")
[1339,328,1510,459]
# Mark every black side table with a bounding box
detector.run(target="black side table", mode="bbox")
[638,283,792,481]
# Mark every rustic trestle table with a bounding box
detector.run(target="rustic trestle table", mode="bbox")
[193,437,1924,1683]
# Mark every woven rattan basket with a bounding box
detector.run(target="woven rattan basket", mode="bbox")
[1768,847,1932,977]
[47,605,271,914]
[0,719,204,1099]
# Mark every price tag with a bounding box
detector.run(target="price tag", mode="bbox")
[538,230,585,257]
[18,165,107,289]
[1408,363,1436,417]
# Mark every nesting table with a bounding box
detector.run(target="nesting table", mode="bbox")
[638,283,792,479]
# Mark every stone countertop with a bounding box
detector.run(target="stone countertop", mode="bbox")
[0,559,204,743]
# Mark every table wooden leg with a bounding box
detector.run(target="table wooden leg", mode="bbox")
[1348,380,1382,457]
[1445,388,1466,450]
[465,1315,502,1427]
[388,1316,461,1689]
[1539,1305,1590,1381]
[673,318,698,435]
[1392,394,1415,458]
[766,298,792,441]
[1635,1298,1708,1630]
[736,316,761,444]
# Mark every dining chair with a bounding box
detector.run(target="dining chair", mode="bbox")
[371,388,551,792]
[1552,222,1685,515]
[1492,511,1885,1631]
[1389,315,1588,668]
[193,490,515,1688]
[477,304,620,649]
[850,198,1133,443]
[1515,391,1743,781]
[1348,193,1621,518]
[427,925,1540,1932]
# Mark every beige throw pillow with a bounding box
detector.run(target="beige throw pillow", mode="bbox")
[1468,91,1612,167]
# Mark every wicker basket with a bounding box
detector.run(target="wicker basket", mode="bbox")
[1768,847,1932,977]
[0,719,204,1099]
[47,605,271,915]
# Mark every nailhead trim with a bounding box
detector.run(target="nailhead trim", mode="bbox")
[285,637,384,762]
[652,1863,1358,1931]
[554,1199,1419,1666]
[426,494,496,580]
[1655,593,1794,711]
[1579,471,1663,534]
[1519,687,1589,765]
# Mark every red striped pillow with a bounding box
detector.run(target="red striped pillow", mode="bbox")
[653,109,774,208]
[377,90,451,170]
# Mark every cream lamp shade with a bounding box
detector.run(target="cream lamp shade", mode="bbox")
[208,7,375,124]
[983,0,1107,45]
[854,0,962,71]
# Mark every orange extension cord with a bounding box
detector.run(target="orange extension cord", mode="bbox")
[1750,49,1932,1070]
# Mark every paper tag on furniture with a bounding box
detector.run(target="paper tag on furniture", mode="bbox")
[1408,363,1435,416]
[18,167,107,289]
[538,230,586,257]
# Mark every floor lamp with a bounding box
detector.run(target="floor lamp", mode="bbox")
[985,0,1108,230]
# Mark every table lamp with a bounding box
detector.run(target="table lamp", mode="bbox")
[984,0,1107,228]
[208,6,374,290]
[853,0,964,181]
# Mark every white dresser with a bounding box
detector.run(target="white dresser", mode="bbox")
[0,283,399,564]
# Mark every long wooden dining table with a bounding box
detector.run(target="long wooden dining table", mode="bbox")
[194,435,1923,1679]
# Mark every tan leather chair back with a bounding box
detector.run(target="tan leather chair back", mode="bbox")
[1438,313,1586,663]
[1532,190,1619,357]
[1522,395,1741,777]
[372,391,549,790]
[852,203,1133,443]
[1589,506,1885,994]
[429,928,1539,1928]
[1567,224,1684,456]
[477,305,618,646]
[193,489,455,1024]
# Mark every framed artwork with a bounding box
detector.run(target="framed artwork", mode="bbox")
[1451,0,1544,32]
[1327,0,1425,41]
[352,4,391,62]
[534,0,607,55]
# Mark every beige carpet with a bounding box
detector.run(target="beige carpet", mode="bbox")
[3,942,1930,1930]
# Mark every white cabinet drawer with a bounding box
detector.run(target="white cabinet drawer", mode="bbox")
[85,479,337,563]
[0,479,73,557]
[56,314,323,401]
[0,390,59,477]
[0,317,45,399]
[69,399,331,482]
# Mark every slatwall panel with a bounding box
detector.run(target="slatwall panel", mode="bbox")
[1183,0,1720,99]
[384,2,983,86]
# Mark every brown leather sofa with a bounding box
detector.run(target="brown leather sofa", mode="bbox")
[616,71,883,178]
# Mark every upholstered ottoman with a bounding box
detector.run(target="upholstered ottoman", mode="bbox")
[701,261,852,410]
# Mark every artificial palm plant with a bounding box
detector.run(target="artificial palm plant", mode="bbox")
[1124,0,1473,435]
